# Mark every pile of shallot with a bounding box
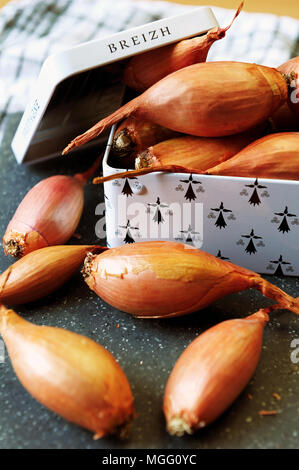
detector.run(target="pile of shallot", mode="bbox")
[1,2,299,442]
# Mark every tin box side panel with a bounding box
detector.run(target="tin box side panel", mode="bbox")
[103,135,299,276]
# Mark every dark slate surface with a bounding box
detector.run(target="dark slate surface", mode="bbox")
[0,116,299,449]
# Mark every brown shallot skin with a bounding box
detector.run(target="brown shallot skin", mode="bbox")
[278,56,299,119]
[135,129,267,172]
[123,2,243,92]
[206,132,299,180]
[0,245,104,305]
[82,241,299,318]
[163,310,269,435]
[63,62,287,154]
[0,305,135,439]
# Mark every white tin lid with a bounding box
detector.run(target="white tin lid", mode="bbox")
[11,7,218,164]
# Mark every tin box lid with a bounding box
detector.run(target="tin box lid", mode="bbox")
[11,7,218,165]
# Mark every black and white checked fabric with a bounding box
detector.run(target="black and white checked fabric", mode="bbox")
[0,0,299,146]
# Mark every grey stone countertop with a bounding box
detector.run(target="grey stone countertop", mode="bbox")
[0,118,298,449]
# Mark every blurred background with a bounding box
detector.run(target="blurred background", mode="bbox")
[0,0,299,18]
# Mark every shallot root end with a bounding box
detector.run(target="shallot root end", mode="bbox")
[81,252,97,279]
[135,151,151,169]
[166,416,195,437]
[113,130,136,155]
[3,238,24,258]
[283,71,297,87]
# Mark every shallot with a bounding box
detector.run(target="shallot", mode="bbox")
[164,306,274,435]
[0,245,104,305]
[63,62,288,154]
[0,305,135,439]
[3,155,101,258]
[82,241,299,318]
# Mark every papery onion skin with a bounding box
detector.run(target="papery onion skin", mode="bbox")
[278,56,299,118]
[0,245,103,305]
[123,2,243,92]
[63,62,287,154]
[83,241,299,318]
[163,310,268,435]
[206,132,299,180]
[0,305,135,439]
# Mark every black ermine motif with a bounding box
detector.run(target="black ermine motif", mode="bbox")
[179,174,202,202]
[216,250,230,260]
[121,174,137,197]
[245,178,267,206]
[274,206,297,233]
[119,220,139,244]
[148,197,168,224]
[180,224,201,244]
[210,202,232,229]
[241,229,263,255]
[270,255,292,276]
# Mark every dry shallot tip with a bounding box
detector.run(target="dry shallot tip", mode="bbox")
[135,151,151,169]
[258,410,278,416]
[4,238,24,258]
[272,393,281,401]
[81,252,96,279]
[167,417,194,437]
[283,71,297,86]
[112,130,136,155]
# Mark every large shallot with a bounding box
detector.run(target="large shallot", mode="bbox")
[63,62,288,154]
[82,241,299,318]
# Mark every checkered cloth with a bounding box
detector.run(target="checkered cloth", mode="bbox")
[1,0,299,146]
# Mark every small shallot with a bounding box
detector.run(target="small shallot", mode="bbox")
[63,62,288,154]
[3,155,101,258]
[205,132,299,180]
[0,245,104,305]
[164,307,272,435]
[0,305,135,439]
[82,241,299,318]
[123,2,243,92]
